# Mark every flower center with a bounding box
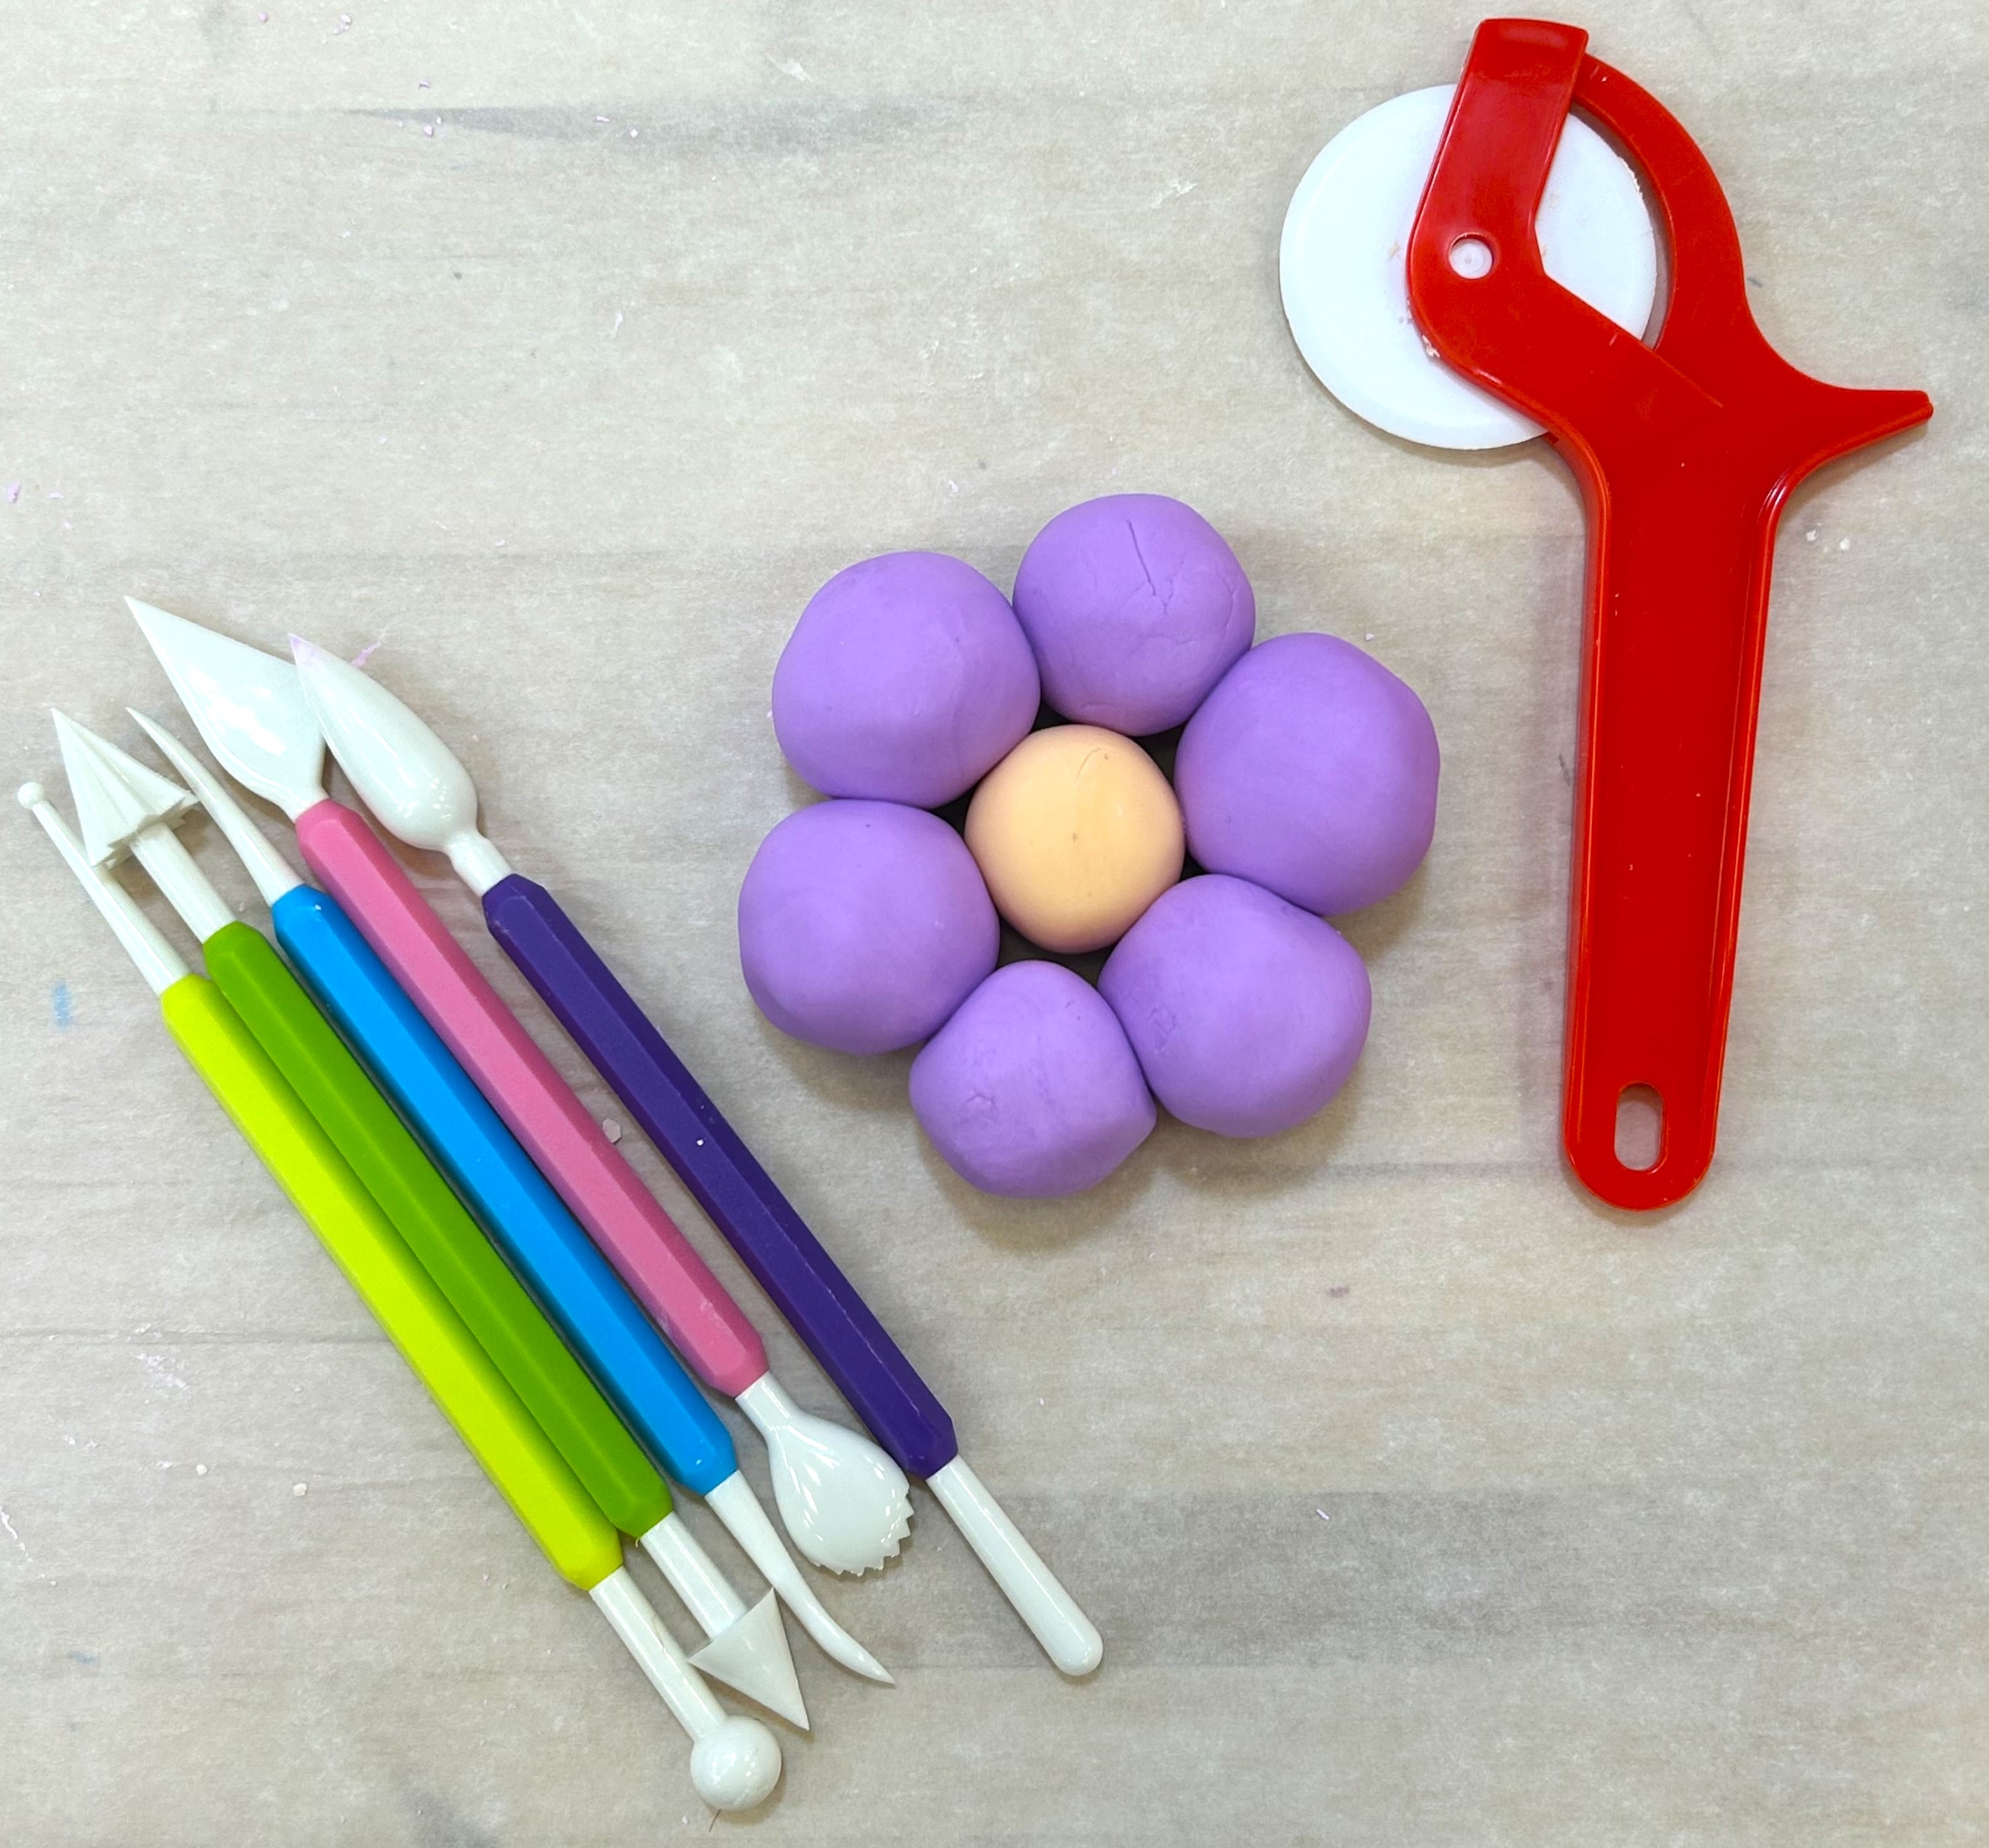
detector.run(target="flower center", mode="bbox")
[963,725,1184,955]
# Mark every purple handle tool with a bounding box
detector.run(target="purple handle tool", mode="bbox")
[490,878,1102,1676]
[287,632,1101,1672]
[486,874,960,1478]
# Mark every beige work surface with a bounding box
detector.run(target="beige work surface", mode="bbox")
[2,3,1984,1842]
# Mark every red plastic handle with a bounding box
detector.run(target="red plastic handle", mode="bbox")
[1407,19,1932,1209]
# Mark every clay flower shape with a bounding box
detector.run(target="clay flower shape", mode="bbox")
[739,494,1439,1198]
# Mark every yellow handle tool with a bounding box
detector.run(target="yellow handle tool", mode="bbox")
[18,781,781,1815]
[160,969,618,1587]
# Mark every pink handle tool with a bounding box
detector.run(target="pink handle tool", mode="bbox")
[296,799,768,1392]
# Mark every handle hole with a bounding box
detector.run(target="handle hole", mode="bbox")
[1615,1084,1664,1171]
[1448,235,1494,279]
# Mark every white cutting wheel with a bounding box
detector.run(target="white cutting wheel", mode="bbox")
[1280,85,1659,450]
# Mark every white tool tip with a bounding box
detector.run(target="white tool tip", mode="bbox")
[685,1590,810,1731]
[52,708,198,865]
[124,597,204,659]
[928,1456,1102,1677]
[690,1715,784,1813]
[124,598,328,821]
[739,1373,915,1578]
[705,1474,893,1684]
[286,630,512,893]
[19,781,46,809]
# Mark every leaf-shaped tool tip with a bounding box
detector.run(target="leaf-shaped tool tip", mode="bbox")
[125,598,329,820]
[289,633,512,893]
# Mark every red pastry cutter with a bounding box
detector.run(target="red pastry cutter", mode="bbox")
[1406,19,1932,1209]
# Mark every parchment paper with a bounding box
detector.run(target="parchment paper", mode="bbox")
[2,3,1984,1842]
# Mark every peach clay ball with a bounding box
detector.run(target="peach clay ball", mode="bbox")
[738,493,1440,1199]
[964,724,1185,955]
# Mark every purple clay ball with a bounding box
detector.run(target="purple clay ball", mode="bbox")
[1011,494,1255,736]
[910,961,1156,1198]
[1099,874,1371,1138]
[1175,632,1439,917]
[772,552,1041,809]
[739,799,998,1056]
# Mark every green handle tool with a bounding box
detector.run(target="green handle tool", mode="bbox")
[19,778,785,1815]
[162,966,621,1586]
[208,918,666,1521]
[50,708,805,1731]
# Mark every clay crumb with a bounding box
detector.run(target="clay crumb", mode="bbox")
[602,1118,623,1143]
[1327,1283,1350,1297]
[292,1482,308,1497]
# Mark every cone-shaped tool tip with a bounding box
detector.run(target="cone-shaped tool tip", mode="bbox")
[51,709,195,865]
[688,1592,810,1730]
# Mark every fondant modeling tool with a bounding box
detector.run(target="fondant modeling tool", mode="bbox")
[1281,17,1932,1208]
[289,637,1102,1675]
[17,781,782,1813]
[290,637,914,1578]
[60,708,806,1728]
[126,600,889,1685]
